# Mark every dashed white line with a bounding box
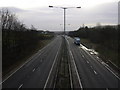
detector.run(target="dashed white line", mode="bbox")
[2,38,56,84]
[106,88,109,90]
[86,60,98,75]
[44,43,61,89]
[87,61,89,63]
[93,70,97,75]
[90,66,93,69]
[18,84,23,89]
[32,68,36,72]
[66,38,83,89]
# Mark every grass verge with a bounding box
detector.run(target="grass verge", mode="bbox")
[81,38,119,70]
[3,38,54,80]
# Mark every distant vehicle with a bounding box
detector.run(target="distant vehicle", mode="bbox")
[74,37,80,45]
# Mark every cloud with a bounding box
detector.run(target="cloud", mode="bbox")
[118,1,120,24]
[0,7,27,13]
[0,2,118,31]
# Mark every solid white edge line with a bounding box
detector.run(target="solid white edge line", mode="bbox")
[108,60,119,69]
[53,69,58,89]
[66,37,83,88]
[70,51,83,88]
[80,44,120,80]
[68,64,73,88]
[43,42,61,89]
[104,65,120,80]
[1,37,57,84]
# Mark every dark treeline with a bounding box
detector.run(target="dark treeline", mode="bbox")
[3,30,39,71]
[69,25,119,67]
[1,9,54,75]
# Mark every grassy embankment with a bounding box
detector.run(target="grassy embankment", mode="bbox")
[3,33,54,79]
[1,8,55,79]
[68,26,119,69]
[81,38,119,68]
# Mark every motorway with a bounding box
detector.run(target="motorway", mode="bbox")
[2,35,120,89]
[66,36,119,88]
[2,36,62,88]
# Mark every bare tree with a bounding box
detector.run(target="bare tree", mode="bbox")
[31,25,37,30]
[0,8,9,30]
[0,8,26,31]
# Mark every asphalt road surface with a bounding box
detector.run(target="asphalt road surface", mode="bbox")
[2,36,62,88]
[2,35,120,89]
[66,36,119,88]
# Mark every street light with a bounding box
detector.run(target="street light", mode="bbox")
[49,6,53,8]
[49,6,81,36]
[76,7,81,8]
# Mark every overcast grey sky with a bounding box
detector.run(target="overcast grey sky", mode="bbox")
[0,0,119,31]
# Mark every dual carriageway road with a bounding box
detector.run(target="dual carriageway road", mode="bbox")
[2,35,120,89]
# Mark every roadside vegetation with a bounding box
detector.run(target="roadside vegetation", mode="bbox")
[68,25,119,68]
[1,9,54,77]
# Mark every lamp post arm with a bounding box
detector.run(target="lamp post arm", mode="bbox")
[49,5,81,36]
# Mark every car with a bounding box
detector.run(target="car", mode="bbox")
[74,37,80,45]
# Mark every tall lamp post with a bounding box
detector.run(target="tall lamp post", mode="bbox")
[49,6,81,36]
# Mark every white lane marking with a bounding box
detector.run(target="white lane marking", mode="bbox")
[97,56,99,59]
[2,37,57,84]
[44,43,61,89]
[93,70,97,75]
[86,61,97,75]
[80,44,120,80]
[66,38,83,88]
[32,68,36,72]
[87,61,89,63]
[104,65,120,80]
[106,88,109,90]
[68,64,73,88]
[18,84,23,89]
[90,66,93,69]
[82,55,84,58]
[108,60,120,69]
[70,50,83,88]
